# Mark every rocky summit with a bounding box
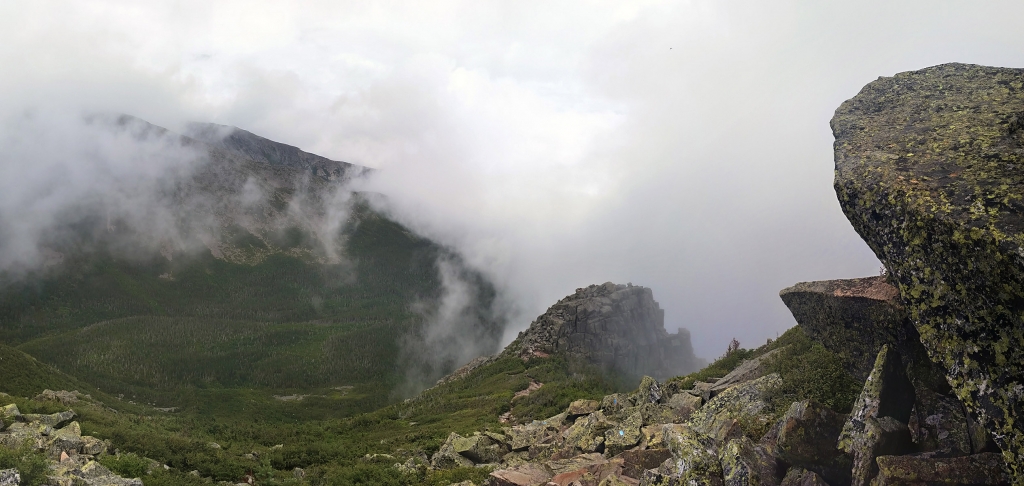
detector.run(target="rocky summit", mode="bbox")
[503,283,703,381]
[833,63,1024,478]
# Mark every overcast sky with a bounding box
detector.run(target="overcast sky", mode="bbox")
[3,1,1024,359]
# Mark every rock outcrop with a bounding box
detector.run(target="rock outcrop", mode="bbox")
[0,400,142,485]
[779,277,944,389]
[504,283,703,381]
[832,62,1024,478]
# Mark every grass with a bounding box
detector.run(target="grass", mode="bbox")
[0,348,619,485]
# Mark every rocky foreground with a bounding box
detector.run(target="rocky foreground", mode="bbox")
[405,276,1007,486]
[0,391,142,486]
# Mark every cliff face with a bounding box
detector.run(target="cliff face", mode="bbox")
[833,63,1024,479]
[504,282,703,381]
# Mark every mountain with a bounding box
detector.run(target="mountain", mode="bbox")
[0,114,505,415]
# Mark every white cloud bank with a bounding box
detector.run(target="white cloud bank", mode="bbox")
[2,0,1024,358]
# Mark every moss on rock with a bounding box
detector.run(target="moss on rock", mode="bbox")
[833,62,1024,481]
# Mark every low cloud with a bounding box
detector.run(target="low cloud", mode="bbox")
[4,1,1024,359]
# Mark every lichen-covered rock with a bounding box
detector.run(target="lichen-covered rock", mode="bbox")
[644,424,723,486]
[50,458,144,486]
[0,469,19,486]
[874,452,1009,486]
[431,433,475,469]
[568,400,601,417]
[600,474,639,486]
[453,433,508,464]
[0,404,20,422]
[910,381,971,456]
[487,462,553,486]
[602,393,636,416]
[720,436,779,486]
[778,468,827,486]
[642,425,669,450]
[632,377,664,405]
[689,374,782,441]
[545,452,625,484]
[846,416,915,486]
[22,410,76,429]
[832,62,1024,478]
[509,417,563,452]
[605,411,644,456]
[709,348,787,398]
[664,393,702,424]
[47,421,85,459]
[564,412,617,453]
[616,449,673,480]
[839,345,914,450]
[502,283,703,380]
[779,277,946,388]
[767,400,850,486]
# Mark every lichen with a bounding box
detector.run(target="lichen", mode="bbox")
[833,63,1024,483]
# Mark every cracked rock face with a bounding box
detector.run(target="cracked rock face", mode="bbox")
[504,282,703,380]
[832,62,1024,479]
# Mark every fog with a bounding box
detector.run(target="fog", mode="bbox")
[3,1,1024,360]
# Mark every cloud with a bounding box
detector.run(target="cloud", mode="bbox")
[3,0,1024,359]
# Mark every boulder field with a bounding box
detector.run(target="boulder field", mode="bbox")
[404,277,1007,486]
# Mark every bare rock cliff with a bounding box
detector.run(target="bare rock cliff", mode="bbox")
[503,282,702,380]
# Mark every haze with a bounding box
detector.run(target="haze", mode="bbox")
[2,1,1023,360]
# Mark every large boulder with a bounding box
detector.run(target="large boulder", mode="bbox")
[453,433,508,464]
[503,283,704,380]
[564,412,617,453]
[487,463,553,486]
[839,345,914,447]
[767,400,850,486]
[839,346,916,486]
[873,452,1009,486]
[720,436,779,486]
[605,411,644,456]
[832,62,1024,476]
[779,277,945,388]
[689,374,782,442]
[641,424,723,486]
[431,433,475,469]
[909,381,972,456]
[778,468,827,486]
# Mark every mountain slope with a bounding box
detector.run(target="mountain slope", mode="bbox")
[0,115,505,415]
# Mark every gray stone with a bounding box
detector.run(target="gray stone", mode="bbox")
[567,400,601,417]
[873,452,1009,486]
[563,412,616,453]
[838,345,914,451]
[604,411,643,456]
[832,63,1024,481]
[778,468,827,486]
[689,374,781,442]
[720,436,779,486]
[642,424,723,486]
[0,469,18,486]
[453,433,508,464]
[487,463,552,486]
[431,433,475,469]
[502,283,704,380]
[909,382,971,456]
[846,417,915,486]
[710,348,787,397]
[767,400,850,486]
[22,410,76,429]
